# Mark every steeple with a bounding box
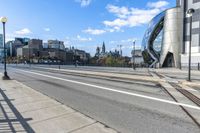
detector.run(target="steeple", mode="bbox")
[102,42,105,54]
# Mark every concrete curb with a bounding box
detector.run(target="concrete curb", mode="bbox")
[33,66,166,83]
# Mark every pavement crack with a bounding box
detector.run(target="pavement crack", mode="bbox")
[68,121,97,133]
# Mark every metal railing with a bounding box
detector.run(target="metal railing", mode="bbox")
[180,63,200,71]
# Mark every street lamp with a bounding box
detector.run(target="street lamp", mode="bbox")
[132,41,136,70]
[58,44,60,69]
[29,43,31,67]
[187,8,195,81]
[0,17,10,80]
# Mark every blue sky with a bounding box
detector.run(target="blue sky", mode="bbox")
[0,0,176,56]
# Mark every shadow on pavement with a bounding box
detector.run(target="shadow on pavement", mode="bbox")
[0,88,35,133]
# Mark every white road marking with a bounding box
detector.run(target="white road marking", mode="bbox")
[18,69,200,111]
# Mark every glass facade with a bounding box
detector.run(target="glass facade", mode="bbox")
[153,29,163,53]
[142,11,165,65]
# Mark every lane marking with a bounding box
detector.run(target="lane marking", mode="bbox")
[18,69,200,111]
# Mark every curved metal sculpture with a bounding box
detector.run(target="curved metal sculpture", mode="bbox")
[142,11,165,68]
[142,7,182,68]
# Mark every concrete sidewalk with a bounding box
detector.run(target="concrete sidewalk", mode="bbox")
[0,75,117,133]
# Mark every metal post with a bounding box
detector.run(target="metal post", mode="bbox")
[198,62,200,71]
[2,22,10,80]
[133,41,136,70]
[188,15,192,81]
[187,8,195,81]
[29,44,31,67]
[58,44,60,69]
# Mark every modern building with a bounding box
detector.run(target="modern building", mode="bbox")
[6,37,30,57]
[15,37,30,45]
[142,0,200,68]
[180,0,200,67]
[48,40,65,50]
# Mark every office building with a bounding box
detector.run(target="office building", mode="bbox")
[48,40,65,50]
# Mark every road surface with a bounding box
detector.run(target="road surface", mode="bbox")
[1,65,200,133]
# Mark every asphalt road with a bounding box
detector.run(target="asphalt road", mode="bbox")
[7,64,150,76]
[1,65,200,133]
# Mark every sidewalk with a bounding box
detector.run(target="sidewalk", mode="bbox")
[0,75,117,133]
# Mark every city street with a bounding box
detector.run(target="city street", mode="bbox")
[1,65,200,133]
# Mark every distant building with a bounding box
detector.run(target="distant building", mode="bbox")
[95,42,109,58]
[0,34,3,62]
[0,34,3,48]
[95,46,100,57]
[73,49,90,63]
[131,49,144,64]
[43,43,48,49]
[6,37,30,57]
[42,48,74,64]
[29,39,43,50]
[17,45,40,59]
[15,37,30,45]
[48,40,65,50]
[108,49,120,58]
[17,39,43,59]
[7,40,24,57]
[102,42,106,54]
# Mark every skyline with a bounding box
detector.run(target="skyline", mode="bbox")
[0,0,176,56]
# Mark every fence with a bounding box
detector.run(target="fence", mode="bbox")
[180,63,200,71]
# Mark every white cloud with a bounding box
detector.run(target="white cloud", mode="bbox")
[147,1,169,9]
[15,28,32,35]
[75,0,92,7]
[104,18,128,27]
[44,28,50,32]
[83,28,106,35]
[106,4,130,18]
[103,1,169,29]
[77,35,92,42]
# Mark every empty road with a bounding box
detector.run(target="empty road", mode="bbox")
[1,65,200,133]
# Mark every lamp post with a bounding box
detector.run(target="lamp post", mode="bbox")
[0,17,10,80]
[29,44,31,67]
[58,44,60,69]
[132,41,136,70]
[187,8,195,81]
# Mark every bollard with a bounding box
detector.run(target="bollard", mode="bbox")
[198,63,200,71]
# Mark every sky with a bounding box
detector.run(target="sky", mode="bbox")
[0,0,176,56]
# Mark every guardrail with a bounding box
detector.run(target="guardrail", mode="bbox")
[180,63,200,71]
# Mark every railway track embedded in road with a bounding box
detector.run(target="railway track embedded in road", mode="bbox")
[170,83,200,107]
[155,72,200,107]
